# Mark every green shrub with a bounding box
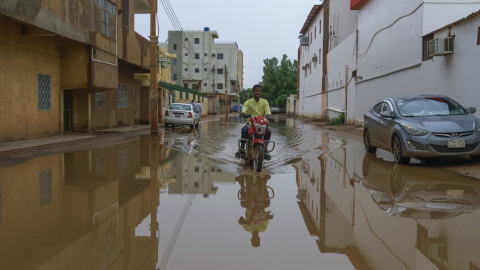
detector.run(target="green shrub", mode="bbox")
[326,112,345,125]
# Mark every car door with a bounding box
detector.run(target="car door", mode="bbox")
[368,102,385,147]
[376,101,395,149]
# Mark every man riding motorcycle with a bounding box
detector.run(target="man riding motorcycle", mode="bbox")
[235,84,273,160]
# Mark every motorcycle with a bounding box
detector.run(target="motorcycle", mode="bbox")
[238,114,275,172]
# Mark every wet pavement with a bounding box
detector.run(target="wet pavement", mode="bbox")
[1,115,480,270]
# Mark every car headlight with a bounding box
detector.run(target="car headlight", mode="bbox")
[400,123,428,136]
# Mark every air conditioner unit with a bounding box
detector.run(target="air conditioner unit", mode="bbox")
[312,56,318,62]
[305,63,310,68]
[300,36,309,46]
[427,37,454,57]
[211,53,216,57]
[301,66,306,70]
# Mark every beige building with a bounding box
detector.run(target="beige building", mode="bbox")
[0,0,155,143]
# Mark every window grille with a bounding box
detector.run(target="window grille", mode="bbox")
[38,74,51,110]
[39,169,52,206]
[95,92,103,107]
[118,150,128,175]
[118,84,128,107]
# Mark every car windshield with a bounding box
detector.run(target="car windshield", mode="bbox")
[394,97,467,117]
[169,104,191,111]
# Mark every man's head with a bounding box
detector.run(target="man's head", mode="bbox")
[252,84,262,101]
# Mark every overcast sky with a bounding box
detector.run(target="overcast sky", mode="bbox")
[134,0,323,89]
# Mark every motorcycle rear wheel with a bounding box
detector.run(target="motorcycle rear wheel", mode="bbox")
[253,144,264,173]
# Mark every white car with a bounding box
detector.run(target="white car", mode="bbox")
[165,103,200,129]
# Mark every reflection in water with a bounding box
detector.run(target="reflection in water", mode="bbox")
[362,152,480,219]
[236,174,274,247]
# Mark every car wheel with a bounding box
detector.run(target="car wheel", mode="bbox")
[363,129,377,153]
[190,124,194,129]
[165,123,170,128]
[390,164,403,196]
[392,135,410,164]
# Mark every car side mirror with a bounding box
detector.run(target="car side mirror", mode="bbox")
[380,111,394,118]
[467,107,476,114]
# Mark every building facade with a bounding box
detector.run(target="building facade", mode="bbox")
[0,0,153,142]
[167,28,242,115]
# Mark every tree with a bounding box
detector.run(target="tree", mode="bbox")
[260,54,298,107]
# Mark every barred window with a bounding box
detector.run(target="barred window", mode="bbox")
[38,74,51,110]
[95,0,116,37]
[217,83,223,89]
[95,92,103,107]
[118,83,128,107]
[39,169,52,206]
[118,150,128,175]
[121,0,129,26]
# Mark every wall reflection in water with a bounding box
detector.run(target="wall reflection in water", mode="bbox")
[294,140,480,270]
[0,133,228,270]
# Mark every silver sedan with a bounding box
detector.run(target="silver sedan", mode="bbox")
[165,103,200,129]
[363,95,480,163]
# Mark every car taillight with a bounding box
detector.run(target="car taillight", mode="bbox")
[188,112,193,118]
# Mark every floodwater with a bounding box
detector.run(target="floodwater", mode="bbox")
[1,117,480,270]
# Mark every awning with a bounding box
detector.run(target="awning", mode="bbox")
[160,82,207,97]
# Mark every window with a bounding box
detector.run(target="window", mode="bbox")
[118,150,128,175]
[173,59,177,65]
[173,74,177,80]
[121,0,129,26]
[217,68,223,74]
[422,33,434,61]
[192,84,197,89]
[118,83,128,107]
[39,168,52,206]
[38,74,51,110]
[315,27,316,39]
[184,37,188,41]
[204,83,207,86]
[185,53,188,56]
[95,92,103,107]
[204,68,207,71]
[195,53,200,59]
[217,53,224,59]
[195,38,200,44]
[195,68,199,73]
[478,27,480,45]
[217,83,223,89]
[184,83,188,88]
[310,32,312,44]
[319,20,322,33]
[95,0,116,37]
[204,53,207,56]
[184,68,188,71]
[173,44,177,50]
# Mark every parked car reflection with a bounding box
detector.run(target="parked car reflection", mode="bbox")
[362,152,480,219]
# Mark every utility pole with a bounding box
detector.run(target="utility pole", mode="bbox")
[212,64,216,117]
[224,64,228,118]
[149,0,158,134]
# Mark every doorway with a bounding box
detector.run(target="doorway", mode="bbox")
[64,90,73,132]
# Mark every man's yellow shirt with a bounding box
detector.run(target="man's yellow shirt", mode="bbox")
[242,98,271,123]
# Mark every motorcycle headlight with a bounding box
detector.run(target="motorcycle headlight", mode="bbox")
[254,122,268,135]
[400,123,428,136]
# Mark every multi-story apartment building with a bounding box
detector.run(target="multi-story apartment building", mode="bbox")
[166,28,243,114]
[0,0,153,142]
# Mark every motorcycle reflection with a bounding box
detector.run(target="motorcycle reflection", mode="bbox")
[236,174,275,247]
[362,153,480,219]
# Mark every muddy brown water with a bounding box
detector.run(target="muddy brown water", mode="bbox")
[1,116,480,270]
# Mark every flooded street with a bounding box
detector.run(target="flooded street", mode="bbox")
[2,117,480,270]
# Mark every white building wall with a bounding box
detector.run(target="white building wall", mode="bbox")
[327,32,357,121]
[298,8,324,119]
[420,17,480,117]
[355,1,480,124]
[423,1,480,35]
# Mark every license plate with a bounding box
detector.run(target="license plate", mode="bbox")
[174,114,182,118]
[447,139,465,148]
[446,189,464,198]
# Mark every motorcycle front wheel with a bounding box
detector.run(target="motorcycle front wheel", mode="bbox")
[253,144,264,173]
